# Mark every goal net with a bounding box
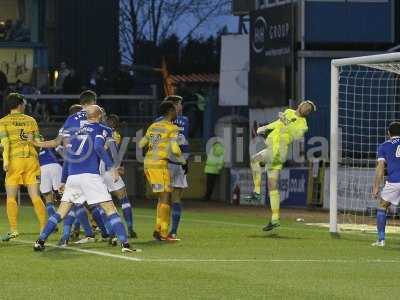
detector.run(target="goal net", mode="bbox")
[330,53,400,233]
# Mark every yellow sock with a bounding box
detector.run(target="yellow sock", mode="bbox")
[158,203,171,238]
[251,161,262,194]
[6,197,18,232]
[31,196,47,231]
[155,202,162,232]
[269,190,280,222]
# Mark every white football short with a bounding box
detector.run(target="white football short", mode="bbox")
[381,182,400,206]
[102,170,125,192]
[168,163,188,189]
[61,173,112,205]
[40,163,62,194]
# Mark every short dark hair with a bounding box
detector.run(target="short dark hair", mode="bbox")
[388,122,400,137]
[164,95,183,104]
[6,92,25,110]
[69,104,82,116]
[159,101,175,116]
[79,90,97,105]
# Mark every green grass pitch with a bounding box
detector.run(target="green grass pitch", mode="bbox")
[1,204,400,300]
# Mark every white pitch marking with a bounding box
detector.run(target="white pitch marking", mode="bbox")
[13,240,400,264]
[17,239,142,261]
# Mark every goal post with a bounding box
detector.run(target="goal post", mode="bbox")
[330,52,400,233]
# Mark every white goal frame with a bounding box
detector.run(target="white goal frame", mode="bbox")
[330,52,400,233]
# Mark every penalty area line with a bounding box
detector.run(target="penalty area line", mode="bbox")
[12,240,400,264]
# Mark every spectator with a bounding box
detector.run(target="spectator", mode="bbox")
[0,70,7,93]
[0,70,8,115]
[112,66,133,94]
[7,19,30,42]
[204,140,225,201]
[63,68,82,94]
[55,61,70,93]
[89,65,110,95]
[0,21,6,40]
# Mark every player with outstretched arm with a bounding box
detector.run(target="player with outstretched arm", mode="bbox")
[33,105,139,253]
[245,100,316,231]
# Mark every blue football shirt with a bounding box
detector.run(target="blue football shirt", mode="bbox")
[377,137,400,183]
[66,122,114,176]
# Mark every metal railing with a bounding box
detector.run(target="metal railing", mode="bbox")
[23,85,158,123]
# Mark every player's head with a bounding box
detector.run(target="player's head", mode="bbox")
[388,122,400,138]
[79,90,97,106]
[297,100,316,117]
[86,105,103,122]
[164,95,183,115]
[6,92,26,113]
[68,104,82,116]
[107,114,120,130]
[159,101,177,120]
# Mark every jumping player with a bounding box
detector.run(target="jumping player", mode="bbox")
[246,100,316,231]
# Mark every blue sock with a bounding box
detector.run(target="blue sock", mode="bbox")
[75,205,94,237]
[99,207,114,236]
[92,206,109,238]
[108,213,128,244]
[61,209,75,241]
[39,213,62,241]
[46,203,56,217]
[73,218,80,232]
[377,209,387,242]
[170,202,182,235]
[121,197,133,231]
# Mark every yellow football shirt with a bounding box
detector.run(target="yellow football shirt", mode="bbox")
[140,120,183,165]
[112,130,122,145]
[266,109,308,145]
[0,112,40,164]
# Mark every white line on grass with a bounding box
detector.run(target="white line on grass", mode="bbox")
[13,240,400,264]
[16,239,142,262]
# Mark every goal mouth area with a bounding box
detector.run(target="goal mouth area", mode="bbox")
[306,223,400,234]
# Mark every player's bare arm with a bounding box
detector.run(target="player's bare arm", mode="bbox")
[372,160,385,198]
[27,134,62,148]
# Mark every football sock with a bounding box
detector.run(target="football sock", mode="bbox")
[46,202,56,218]
[121,197,133,231]
[170,202,182,235]
[155,202,162,232]
[6,197,18,232]
[39,213,62,241]
[91,206,109,237]
[75,205,94,237]
[61,209,75,241]
[99,207,114,235]
[31,196,47,231]
[159,203,171,238]
[269,190,280,222]
[108,213,128,244]
[377,208,387,242]
[250,160,262,194]
[73,219,81,232]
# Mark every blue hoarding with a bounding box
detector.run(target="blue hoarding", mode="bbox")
[305,0,393,44]
[266,168,309,207]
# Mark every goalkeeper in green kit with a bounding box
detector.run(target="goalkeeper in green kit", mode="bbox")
[245,101,316,231]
